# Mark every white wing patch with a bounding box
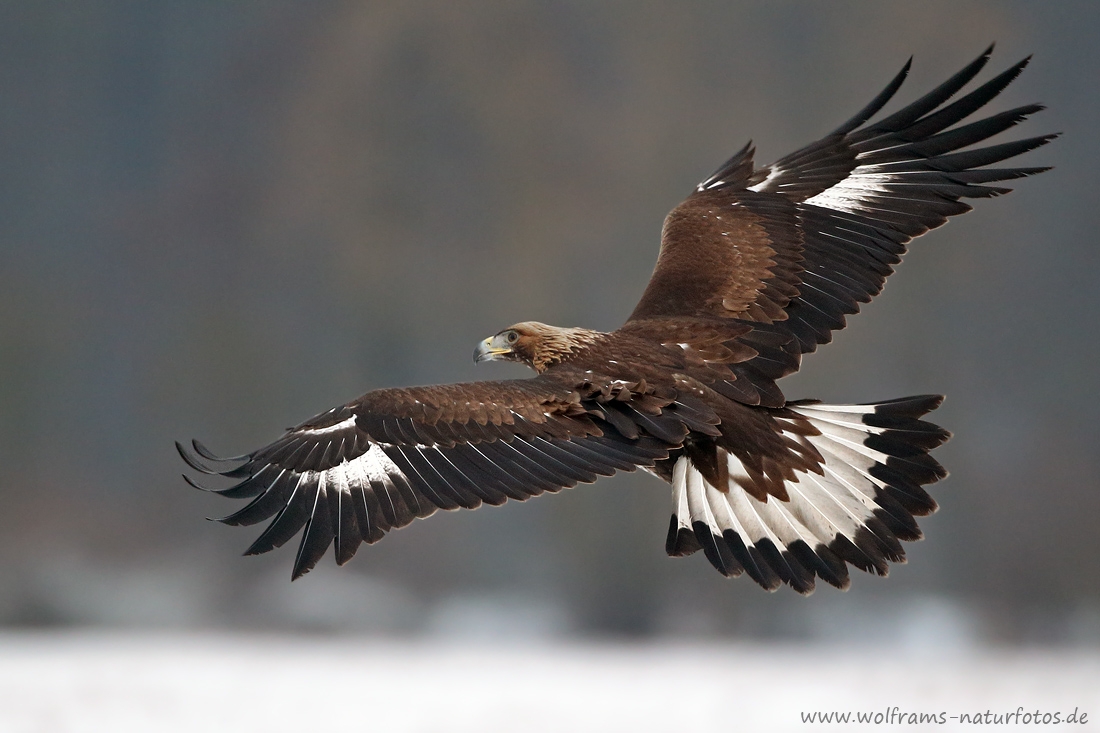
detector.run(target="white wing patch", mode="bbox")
[349,443,401,489]
[746,164,785,192]
[803,163,897,214]
[299,416,358,437]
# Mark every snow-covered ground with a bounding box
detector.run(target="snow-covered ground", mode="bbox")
[0,631,1096,732]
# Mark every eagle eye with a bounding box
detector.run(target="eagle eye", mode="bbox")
[505,330,519,344]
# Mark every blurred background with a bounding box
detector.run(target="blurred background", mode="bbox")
[0,1,1097,652]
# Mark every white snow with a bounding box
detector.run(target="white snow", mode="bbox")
[0,631,1096,732]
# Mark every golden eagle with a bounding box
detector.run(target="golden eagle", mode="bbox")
[179,48,1052,593]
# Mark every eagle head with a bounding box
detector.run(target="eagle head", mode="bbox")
[474,321,601,373]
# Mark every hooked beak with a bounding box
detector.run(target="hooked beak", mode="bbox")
[474,335,511,364]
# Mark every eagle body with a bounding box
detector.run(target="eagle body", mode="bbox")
[181,48,1052,593]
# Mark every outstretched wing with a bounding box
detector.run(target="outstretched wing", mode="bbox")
[179,375,715,579]
[628,47,1054,388]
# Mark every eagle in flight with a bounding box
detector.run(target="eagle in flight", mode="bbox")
[180,47,1052,593]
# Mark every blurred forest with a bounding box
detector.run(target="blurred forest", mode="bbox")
[0,1,1096,643]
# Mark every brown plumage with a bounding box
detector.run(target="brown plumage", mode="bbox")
[180,47,1053,592]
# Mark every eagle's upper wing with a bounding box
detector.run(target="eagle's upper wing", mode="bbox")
[179,375,717,579]
[628,47,1053,381]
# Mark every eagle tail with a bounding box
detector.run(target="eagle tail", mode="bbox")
[666,395,950,594]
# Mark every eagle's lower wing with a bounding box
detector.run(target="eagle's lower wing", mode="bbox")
[179,376,712,579]
[628,47,1053,387]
